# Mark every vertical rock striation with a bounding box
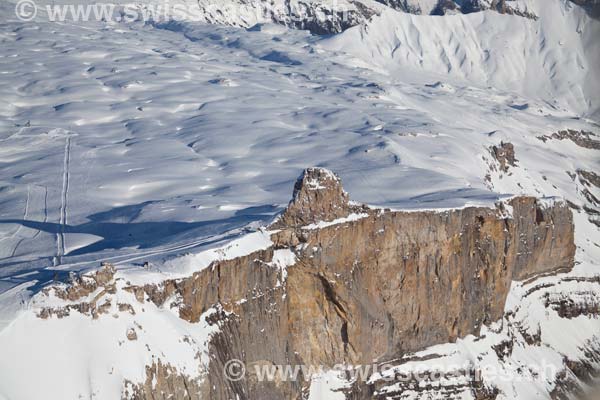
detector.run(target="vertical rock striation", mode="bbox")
[121,168,575,399]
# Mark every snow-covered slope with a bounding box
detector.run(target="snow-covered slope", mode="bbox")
[0,0,597,304]
[118,0,577,34]
[0,0,599,398]
[324,0,600,118]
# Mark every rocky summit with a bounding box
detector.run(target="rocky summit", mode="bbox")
[272,167,361,227]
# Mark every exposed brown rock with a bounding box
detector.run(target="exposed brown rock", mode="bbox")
[543,292,600,319]
[36,169,578,399]
[355,368,498,400]
[490,142,517,172]
[118,303,136,315]
[122,360,206,400]
[126,328,138,341]
[270,167,363,228]
[116,168,575,399]
[538,130,600,150]
[489,0,538,19]
[440,0,538,19]
[576,169,600,216]
[578,169,600,189]
[277,196,573,368]
[550,342,600,400]
[49,262,116,302]
[432,0,461,15]
[38,263,119,319]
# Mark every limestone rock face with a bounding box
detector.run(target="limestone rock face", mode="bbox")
[119,168,576,399]
[273,195,574,368]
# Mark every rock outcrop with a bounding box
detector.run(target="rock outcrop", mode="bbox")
[117,167,575,399]
[490,142,517,172]
[123,360,207,400]
[33,168,577,399]
[537,129,600,150]
[271,167,364,228]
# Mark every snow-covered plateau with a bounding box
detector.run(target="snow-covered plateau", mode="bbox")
[0,0,599,398]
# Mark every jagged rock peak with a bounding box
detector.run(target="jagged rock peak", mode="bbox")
[272,167,359,228]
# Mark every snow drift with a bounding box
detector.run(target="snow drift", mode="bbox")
[324,0,600,117]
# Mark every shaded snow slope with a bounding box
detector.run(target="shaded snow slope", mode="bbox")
[324,0,600,118]
[0,0,598,294]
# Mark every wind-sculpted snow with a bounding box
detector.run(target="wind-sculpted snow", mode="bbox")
[324,0,600,118]
[0,0,598,297]
[0,0,599,397]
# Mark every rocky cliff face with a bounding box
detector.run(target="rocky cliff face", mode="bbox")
[98,167,575,399]
[27,168,582,398]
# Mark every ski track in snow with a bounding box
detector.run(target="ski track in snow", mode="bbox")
[0,0,597,303]
[55,135,71,266]
[0,184,48,260]
[7,185,30,259]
